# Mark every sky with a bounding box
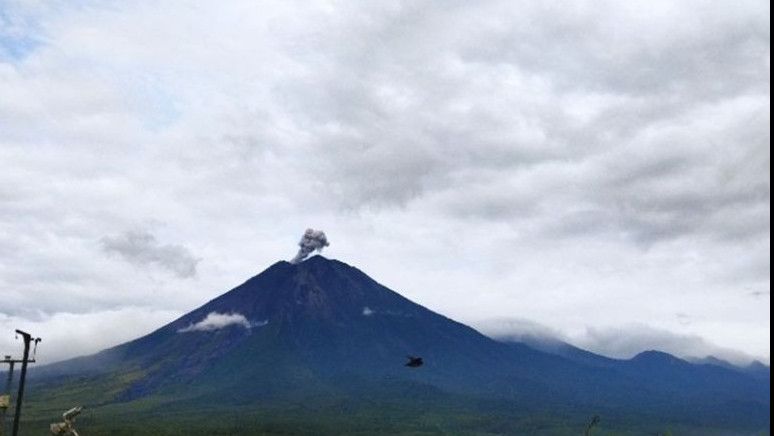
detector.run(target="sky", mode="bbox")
[0,0,769,366]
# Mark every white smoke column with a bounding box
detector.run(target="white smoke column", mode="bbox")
[290,228,330,264]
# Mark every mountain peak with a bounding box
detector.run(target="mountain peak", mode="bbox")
[181,254,414,329]
[631,350,686,365]
[299,253,330,263]
[294,254,356,271]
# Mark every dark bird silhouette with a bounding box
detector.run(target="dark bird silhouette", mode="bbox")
[405,356,423,368]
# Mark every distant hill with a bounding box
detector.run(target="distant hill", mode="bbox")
[20,256,770,435]
[688,355,771,381]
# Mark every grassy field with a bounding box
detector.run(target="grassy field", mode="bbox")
[18,407,734,436]
[11,369,769,435]
[15,389,770,436]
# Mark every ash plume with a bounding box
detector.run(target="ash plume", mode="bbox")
[290,228,330,264]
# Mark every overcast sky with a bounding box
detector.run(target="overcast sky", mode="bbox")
[0,0,769,365]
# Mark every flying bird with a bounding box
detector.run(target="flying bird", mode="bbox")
[405,356,423,368]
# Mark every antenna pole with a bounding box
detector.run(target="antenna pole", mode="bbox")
[11,330,35,436]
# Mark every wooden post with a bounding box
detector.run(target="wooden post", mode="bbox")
[1,357,17,436]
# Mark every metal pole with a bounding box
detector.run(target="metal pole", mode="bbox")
[11,330,32,436]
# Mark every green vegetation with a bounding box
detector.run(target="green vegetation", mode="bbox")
[15,378,769,436]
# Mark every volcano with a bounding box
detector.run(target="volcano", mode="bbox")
[25,256,770,434]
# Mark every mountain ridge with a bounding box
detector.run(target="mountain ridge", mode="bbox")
[24,255,770,433]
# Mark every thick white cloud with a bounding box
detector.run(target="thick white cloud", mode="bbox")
[0,308,180,364]
[474,317,765,365]
[0,0,769,363]
[177,312,253,333]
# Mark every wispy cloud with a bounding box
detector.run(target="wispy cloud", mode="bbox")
[475,317,766,366]
[474,317,566,344]
[574,323,762,366]
[676,312,692,326]
[101,230,200,278]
